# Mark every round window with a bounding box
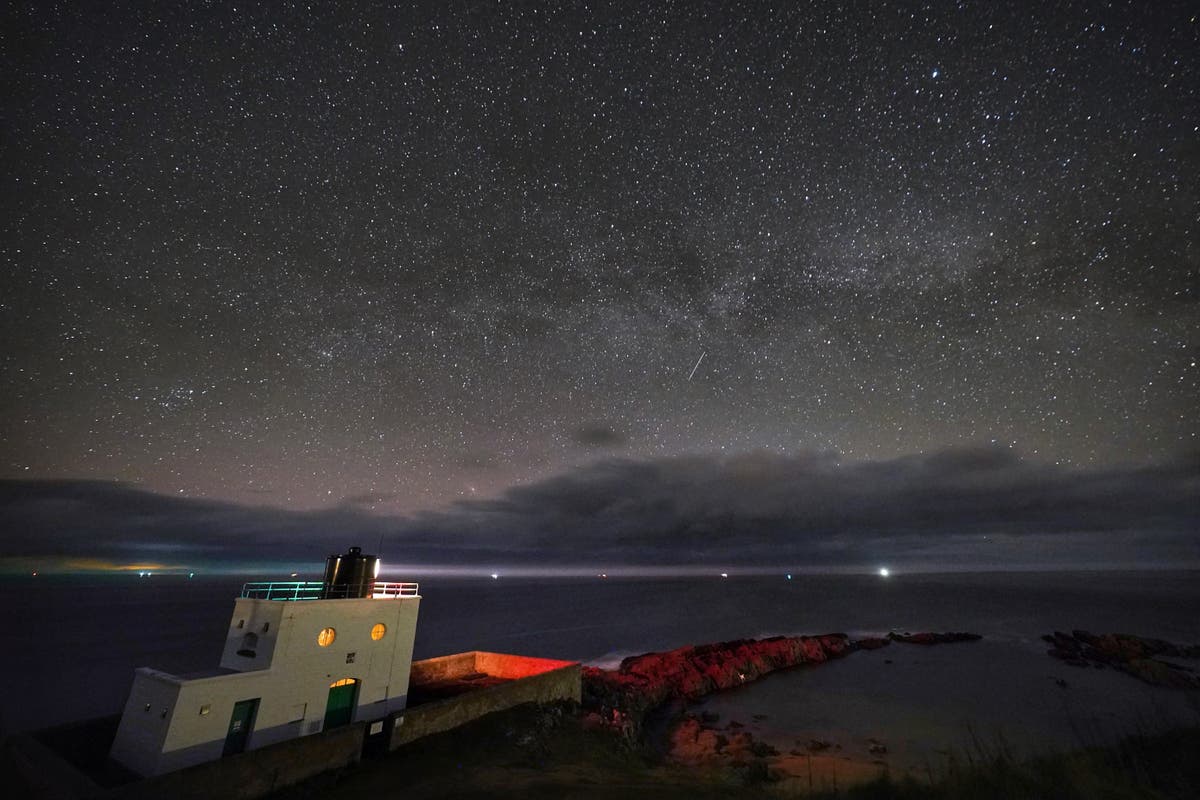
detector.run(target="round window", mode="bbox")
[317,627,336,647]
[370,623,386,641]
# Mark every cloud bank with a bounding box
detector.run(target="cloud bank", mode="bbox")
[2,447,1196,573]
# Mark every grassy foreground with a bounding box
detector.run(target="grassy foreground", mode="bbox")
[827,726,1200,799]
[265,702,1200,799]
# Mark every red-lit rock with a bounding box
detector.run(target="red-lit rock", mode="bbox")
[582,634,853,734]
[668,716,776,766]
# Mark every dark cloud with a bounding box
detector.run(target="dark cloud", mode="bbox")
[2,448,1195,572]
[0,479,397,569]
[408,447,1199,566]
[572,425,628,448]
[338,492,398,508]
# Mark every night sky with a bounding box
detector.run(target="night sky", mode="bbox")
[2,2,1196,571]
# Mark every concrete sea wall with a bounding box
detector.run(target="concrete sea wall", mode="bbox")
[391,652,582,748]
[111,721,365,800]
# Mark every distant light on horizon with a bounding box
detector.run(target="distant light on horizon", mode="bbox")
[879,567,890,578]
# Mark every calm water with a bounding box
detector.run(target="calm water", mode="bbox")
[3,570,1198,740]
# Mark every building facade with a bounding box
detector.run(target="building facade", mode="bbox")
[110,548,419,776]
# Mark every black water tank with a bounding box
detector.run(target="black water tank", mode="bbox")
[322,546,379,599]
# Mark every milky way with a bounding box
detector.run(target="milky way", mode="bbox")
[3,2,1196,513]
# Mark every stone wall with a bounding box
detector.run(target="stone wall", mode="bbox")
[408,651,479,684]
[109,720,365,800]
[389,652,581,749]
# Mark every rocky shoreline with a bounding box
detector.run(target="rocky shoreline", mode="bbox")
[570,627,1200,788]
[582,631,984,733]
[580,629,984,781]
[582,634,855,738]
[1044,630,1200,688]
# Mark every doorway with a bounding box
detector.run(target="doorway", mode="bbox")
[324,678,359,729]
[223,698,259,756]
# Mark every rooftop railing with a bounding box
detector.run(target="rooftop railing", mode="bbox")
[371,581,421,598]
[240,581,419,600]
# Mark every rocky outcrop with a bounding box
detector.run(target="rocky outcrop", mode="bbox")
[667,714,788,785]
[582,635,851,735]
[582,630,983,737]
[1044,630,1200,688]
[669,715,777,765]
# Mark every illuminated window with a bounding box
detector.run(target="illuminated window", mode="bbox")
[317,627,336,647]
[370,623,386,641]
[330,677,356,688]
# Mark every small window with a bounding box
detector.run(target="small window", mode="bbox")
[370,623,386,641]
[237,619,245,629]
[199,704,211,716]
[346,651,356,664]
[317,627,336,647]
[261,622,270,633]
[237,632,259,658]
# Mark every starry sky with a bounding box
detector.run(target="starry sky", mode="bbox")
[1,2,1197,570]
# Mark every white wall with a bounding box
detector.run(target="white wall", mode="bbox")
[109,669,183,776]
[111,595,420,776]
[219,598,286,671]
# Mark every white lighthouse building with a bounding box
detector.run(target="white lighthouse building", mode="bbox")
[109,547,420,777]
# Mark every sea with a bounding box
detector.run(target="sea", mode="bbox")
[5,569,1199,766]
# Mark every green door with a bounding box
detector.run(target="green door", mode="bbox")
[324,679,358,729]
[223,698,259,756]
